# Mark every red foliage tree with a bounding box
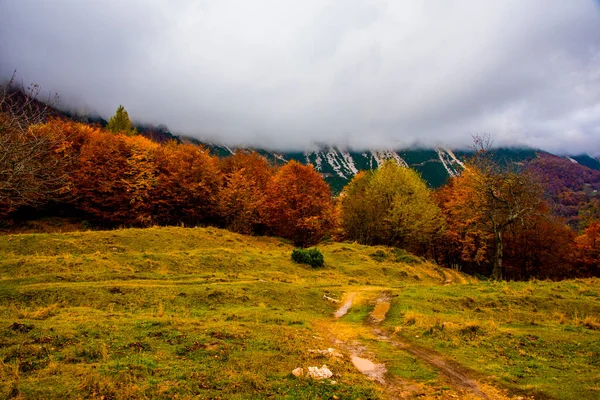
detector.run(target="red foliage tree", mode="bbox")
[503,213,576,280]
[262,161,334,246]
[574,222,600,277]
[218,151,272,234]
[72,131,159,226]
[151,142,222,226]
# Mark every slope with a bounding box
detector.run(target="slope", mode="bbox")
[0,227,598,399]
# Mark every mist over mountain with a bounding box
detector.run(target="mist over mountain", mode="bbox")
[2,1,600,154]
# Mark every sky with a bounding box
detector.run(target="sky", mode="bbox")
[1,1,600,154]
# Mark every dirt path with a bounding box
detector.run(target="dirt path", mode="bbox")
[372,327,490,399]
[332,290,505,399]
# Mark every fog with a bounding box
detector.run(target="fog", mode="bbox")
[1,1,600,154]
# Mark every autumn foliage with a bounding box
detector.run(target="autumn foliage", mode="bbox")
[434,148,582,280]
[72,130,159,225]
[0,89,597,280]
[262,161,335,246]
[574,222,600,277]
[339,161,442,253]
[0,114,336,246]
[218,151,272,234]
[152,142,222,226]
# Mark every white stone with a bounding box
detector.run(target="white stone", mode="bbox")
[307,365,333,380]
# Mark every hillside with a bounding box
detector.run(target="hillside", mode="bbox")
[194,139,600,197]
[529,153,600,228]
[9,88,600,196]
[0,227,598,399]
[198,141,541,192]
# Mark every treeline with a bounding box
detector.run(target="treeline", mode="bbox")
[0,115,335,246]
[1,85,598,280]
[338,157,599,280]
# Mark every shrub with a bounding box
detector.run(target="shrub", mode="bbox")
[370,250,387,262]
[393,248,422,265]
[291,248,324,268]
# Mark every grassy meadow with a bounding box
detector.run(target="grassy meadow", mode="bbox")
[0,226,598,399]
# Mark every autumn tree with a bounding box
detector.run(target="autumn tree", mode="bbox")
[107,105,137,136]
[434,172,493,275]
[442,135,546,279]
[574,222,600,277]
[503,212,575,280]
[72,130,158,225]
[340,160,443,252]
[0,75,73,218]
[338,171,375,244]
[262,161,334,246]
[218,151,272,234]
[151,142,222,226]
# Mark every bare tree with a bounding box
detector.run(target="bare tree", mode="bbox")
[0,72,72,218]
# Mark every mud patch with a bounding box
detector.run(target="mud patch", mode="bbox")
[334,292,357,319]
[350,355,387,384]
[370,293,391,323]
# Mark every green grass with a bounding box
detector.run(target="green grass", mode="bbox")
[0,226,598,399]
[377,281,600,399]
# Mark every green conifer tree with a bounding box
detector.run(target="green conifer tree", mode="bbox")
[107,105,137,135]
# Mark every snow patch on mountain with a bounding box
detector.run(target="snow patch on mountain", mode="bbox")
[272,153,287,162]
[445,149,465,169]
[223,145,236,155]
[305,147,363,179]
[435,148,464,178]
[340,151,358,175]
[370,150,408,168]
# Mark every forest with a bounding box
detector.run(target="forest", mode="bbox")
[1,81,599,282]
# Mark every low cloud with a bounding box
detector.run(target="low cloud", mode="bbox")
[2,1,600,154]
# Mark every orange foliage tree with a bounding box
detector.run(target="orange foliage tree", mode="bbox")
[574,222,600,277]
[262,161,334,246]
[436,159,578,280]
[151,142,222,226]
[72,131,159,226]
[439,137,547,279]
[218,151,272,234]
[434,170,493,275]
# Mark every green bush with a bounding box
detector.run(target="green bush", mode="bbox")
[291,248,324,268]
[369,249,387,262]
[393,248,422,265]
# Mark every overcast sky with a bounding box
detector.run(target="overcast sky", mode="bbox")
[1,1,600,154]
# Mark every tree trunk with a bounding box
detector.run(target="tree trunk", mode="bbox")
[492,229,503,280]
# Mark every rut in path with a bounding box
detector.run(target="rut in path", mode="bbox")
[372,327,489,399]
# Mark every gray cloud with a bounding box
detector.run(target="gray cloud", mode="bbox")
[1,0,600,154]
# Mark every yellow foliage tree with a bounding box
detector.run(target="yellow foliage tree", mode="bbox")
[340,160,443,251]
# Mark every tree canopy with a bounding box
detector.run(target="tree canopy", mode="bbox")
[437,136,547,279]
[262,161,335,247]
[340,160,443,252]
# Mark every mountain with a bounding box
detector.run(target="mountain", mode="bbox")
[192,140,600,229]
[570,154,600,171]
[193,140,544,192]
[529,153,600,228]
